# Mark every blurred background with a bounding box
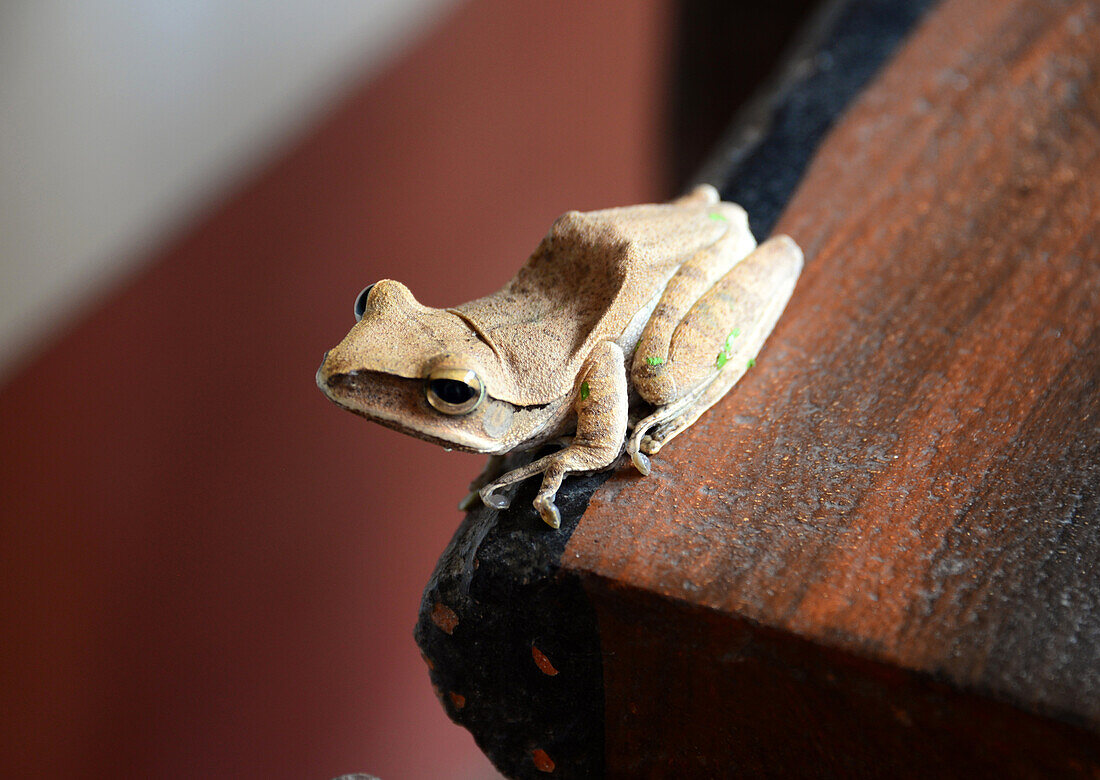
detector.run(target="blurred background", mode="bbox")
[0,0,815,776]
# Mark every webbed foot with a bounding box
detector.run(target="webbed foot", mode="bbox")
[479,471,559,528]
[627,391,708,473]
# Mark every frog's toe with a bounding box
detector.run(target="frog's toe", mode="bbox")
[480,486,511,510]
[629,448,652,476]
[534,494,561,529]
[639,435,662,456]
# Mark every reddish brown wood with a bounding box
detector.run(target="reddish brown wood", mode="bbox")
[566,0,1100,773]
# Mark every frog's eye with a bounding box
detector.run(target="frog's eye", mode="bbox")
[353,284,375,322]
[426,368,484,415]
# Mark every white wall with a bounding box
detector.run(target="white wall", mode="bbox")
[0,0,458,379]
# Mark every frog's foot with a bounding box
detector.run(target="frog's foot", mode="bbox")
[533,493,561,530]
[628,342,775,473]
[636,413,699,456]
[478,439,619,530]
[479,456,567,528]
[627,235,804,475]
[628,448,652,476]
[625,417,693,475]
[626,421,659,475]
[479,487,512,510]
[626,385,710,474]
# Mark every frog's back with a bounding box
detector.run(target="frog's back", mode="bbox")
[453,195,740,404]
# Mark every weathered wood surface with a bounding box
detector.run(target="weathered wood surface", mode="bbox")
[567,0,1100,774]
[417,0,1100,776]
[416,0,937,776]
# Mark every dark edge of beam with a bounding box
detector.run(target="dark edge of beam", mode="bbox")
[700,0,939,238]
[414,1,938,776]
[583,572,1100,776]
[415,470,613,778]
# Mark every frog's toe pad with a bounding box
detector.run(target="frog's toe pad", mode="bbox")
[481,490,511,510]
[534,494,561,529]
[630,449,652,476]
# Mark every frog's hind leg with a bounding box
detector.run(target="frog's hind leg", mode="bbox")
[631,200,756,405]
[628,235,803,474]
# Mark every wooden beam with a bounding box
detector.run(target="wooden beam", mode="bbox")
[417,0,1100,775]
[570,0,1100,774]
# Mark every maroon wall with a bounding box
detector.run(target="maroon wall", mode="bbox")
[0,1,672,777]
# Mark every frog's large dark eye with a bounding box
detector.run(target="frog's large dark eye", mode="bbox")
[353,284,375,321]
[426,368,484,415]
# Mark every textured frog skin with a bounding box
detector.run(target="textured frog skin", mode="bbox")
[318,185,803,527]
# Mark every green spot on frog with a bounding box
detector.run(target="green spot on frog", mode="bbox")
[716,327,742,369]
[645,356,666,366]
[747,357,756,368]
[580,381,590,400]
[707,212,728,222]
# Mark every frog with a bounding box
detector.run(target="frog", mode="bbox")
[317,184,803,529]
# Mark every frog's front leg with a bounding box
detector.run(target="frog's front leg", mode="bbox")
[479,341,627,528]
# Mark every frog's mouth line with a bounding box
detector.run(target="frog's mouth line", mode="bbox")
[317,366,510,454]
[336,402,490,454]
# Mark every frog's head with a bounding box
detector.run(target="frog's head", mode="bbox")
[317,280,541,453]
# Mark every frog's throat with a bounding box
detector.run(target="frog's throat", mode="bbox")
[339,403,501,454]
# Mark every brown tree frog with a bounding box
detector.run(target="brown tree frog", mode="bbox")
[317,185,802,528]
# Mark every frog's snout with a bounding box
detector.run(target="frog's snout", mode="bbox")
[316,350,340,395]
[318,348,354,386]
[317,349,367,397]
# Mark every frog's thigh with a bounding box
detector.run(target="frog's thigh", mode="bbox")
[629,235,803,459]
[632,206,756,404]
[479,341,627,528]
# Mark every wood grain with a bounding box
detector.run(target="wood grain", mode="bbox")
[567,0,1100,771]
[414,2,941,776]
